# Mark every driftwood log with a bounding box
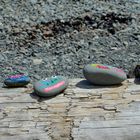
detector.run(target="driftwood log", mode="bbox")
[0,79,140,140]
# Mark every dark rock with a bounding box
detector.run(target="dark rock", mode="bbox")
[134,65,140,78]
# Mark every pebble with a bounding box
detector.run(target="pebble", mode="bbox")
[32,58,43,65]
[0,0,139,83]
[83,64,127,85]
[34,76,69,97]
[30,0,37,4]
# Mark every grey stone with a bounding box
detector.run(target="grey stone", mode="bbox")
[32,58,43,65]
[83,64,127,85]
[30,0,37,4]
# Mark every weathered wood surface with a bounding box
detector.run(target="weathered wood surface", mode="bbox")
[0,79,140,140]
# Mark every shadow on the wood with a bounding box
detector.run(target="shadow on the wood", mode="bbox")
[29,91,61,102]
[134,78,140,85]
[2,84,28,89]
[76,80,123,89]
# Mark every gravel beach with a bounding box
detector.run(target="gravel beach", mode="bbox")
[0,0,140,83]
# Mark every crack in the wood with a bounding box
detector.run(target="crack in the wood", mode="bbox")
[69,119,74,140]
[102,106,117,112]
[82,126,124,129]
[2,112,8,118]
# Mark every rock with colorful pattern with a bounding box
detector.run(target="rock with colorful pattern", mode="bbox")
[34,76,69,97]
[83,64,127,85]
[4,74,30,87]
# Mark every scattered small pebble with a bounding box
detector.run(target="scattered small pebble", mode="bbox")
[0,0,139,82]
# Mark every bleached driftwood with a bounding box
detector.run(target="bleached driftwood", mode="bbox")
[0,79,140,140]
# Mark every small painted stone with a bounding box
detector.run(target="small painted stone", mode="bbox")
[34,76,69,97]
[83,64,127,85]
[4,74,30,87]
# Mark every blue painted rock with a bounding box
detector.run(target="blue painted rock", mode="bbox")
[83,64,127,85]
[4,74,30,87]
[34,76,69,97]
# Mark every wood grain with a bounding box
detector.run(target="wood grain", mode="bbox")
[0,79,140,140]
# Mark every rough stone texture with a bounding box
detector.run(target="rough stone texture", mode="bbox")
[0,0,140,82]
[0,79,140,140]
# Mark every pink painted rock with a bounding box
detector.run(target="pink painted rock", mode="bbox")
[34,76,69,97]
[83,64,127,85]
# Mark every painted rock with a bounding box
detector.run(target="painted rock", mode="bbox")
[83,64,127,85]
[34,76,69,97]
[4,74,30,87]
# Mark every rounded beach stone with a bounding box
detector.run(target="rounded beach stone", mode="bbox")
[83,64,127,85]
[4,74,30,87]
[34,76,69,97]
